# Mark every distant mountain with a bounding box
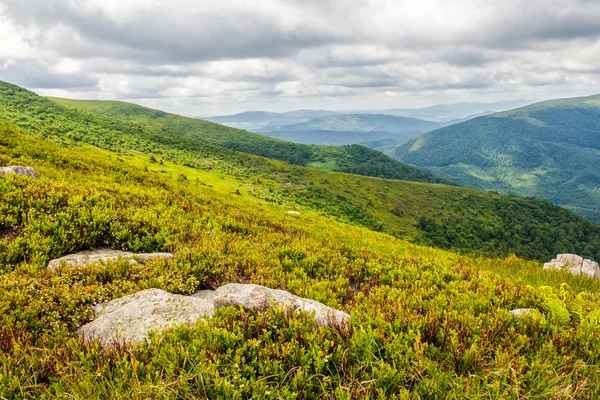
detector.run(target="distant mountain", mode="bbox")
[280,109,338,119]
[265,114,440,134]
[200,101,528,146]
[356,100,530,122]
[255,114,441,146]
[392,95,600,222]
[203,110,338,131]
[360,138,401,153]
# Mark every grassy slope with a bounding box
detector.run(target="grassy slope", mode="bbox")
[392,95,600,222]
[2,123,600,397]
[1,82,600,262]
[46,95,446,184]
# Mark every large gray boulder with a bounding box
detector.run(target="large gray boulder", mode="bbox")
[47,249,173,270]
[213,283,350,328]
[543,254,600,279]
[78,284,350,346]
[0,166,39,179]
[77,289,215,347]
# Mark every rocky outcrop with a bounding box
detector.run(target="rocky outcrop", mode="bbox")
[78,284,350,346]
[0,166,39,179]
[47,249,173,270]
[213,283,350,328]
[543,254,600,279]
[77,289,215,347]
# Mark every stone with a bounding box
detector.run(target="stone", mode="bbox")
[509,308,536,318]
[286,210,301,216]
[0,166,39,179]
[47,249,173,270]
[213,283,350,328]
[78,284,350,347]
[77,289,215,347]
[191,290,216,300]
[543,254,600,279]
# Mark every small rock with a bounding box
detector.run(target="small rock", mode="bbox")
[286,211,301,216]
[510,308,536,318]
[47,249,173,270]
[0,166,39,179]
[77,289,215,347]
[213,283,350,328]
[544,254,600,279]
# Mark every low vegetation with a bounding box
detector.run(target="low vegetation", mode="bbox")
[2,121,600,398]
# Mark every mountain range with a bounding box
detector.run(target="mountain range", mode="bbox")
[201,100,530,148]
[392,94,600,222]
[355,100,529,122]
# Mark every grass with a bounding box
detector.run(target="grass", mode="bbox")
[2,120,600,397]
[306,160,339,171]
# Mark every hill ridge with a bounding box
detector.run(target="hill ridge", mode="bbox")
[392,94,600,222]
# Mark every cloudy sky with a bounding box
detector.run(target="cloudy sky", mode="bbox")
[1,0,600,116]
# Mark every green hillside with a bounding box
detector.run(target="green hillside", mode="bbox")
[45,94,445,184]
[392,95,600,222]
[0,81,599,262]
[3,116,600,397]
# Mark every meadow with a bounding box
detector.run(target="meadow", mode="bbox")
[2,121,600,398]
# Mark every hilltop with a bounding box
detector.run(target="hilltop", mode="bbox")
[392,95,600,222]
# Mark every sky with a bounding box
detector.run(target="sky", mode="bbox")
[1,0,600,117]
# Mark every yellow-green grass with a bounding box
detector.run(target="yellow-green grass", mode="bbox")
[2,123,600,398]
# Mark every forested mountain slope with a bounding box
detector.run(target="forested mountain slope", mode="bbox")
[392,95,600,221]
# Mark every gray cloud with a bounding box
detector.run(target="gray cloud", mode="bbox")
[0,59,97,89]
[0,0,599,115]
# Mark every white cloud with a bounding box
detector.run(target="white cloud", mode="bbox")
[0,0,599,115]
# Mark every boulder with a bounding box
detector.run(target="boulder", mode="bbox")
[0,166,39,179]
[77,289,215,347]
[543,254,600,279]
[286,211,301,216]
[78,284,350,346]
[213,283,350,328]
[47,249,173,270]
[191,290,216,300]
